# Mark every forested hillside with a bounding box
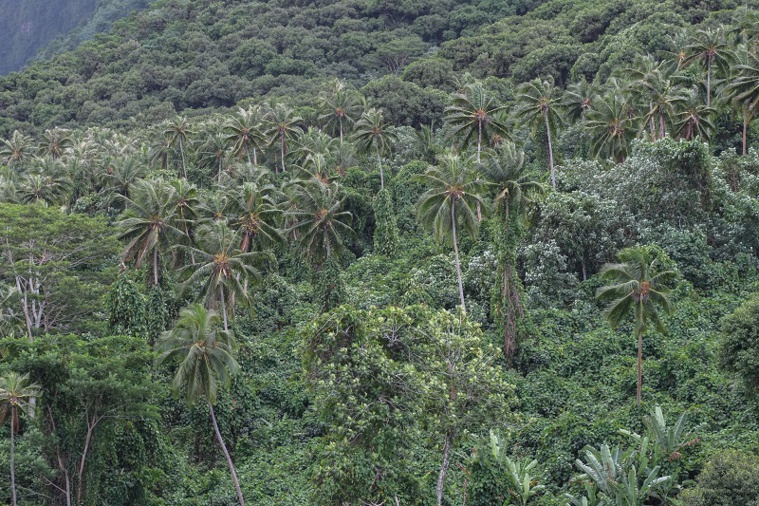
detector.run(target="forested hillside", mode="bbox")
[1,0,759,505]
[0,0,149,75]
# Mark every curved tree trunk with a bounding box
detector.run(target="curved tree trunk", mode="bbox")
[451,203,466,313]
[544,113,555,190]
[208,402,245,506]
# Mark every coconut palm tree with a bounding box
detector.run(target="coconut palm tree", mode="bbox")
[225,107,266,166]
[117,180,185,286]
[416,154,487,312]
[353,108,397,189]
[584,92,637,163]
[229,174,283,253]
[0,131,34,168]
[156,304,245,506]
[178,222,266,331]
[444,82,510,162]
[481,145,545,359]
[318,79,363,144]
[673,87,716,141]
[684,25,732,109]
[163,116,194,179]
[724,45,759,155]
[563,79,598,123]
[265,102,304,175]
[596,246,676,405]
[39,128,72,159]
[198,132,231,184]
[0,371,41,506]
[285,179,354,263]
[514,77,563,189]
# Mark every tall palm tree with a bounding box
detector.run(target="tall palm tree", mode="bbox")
[684,26,731,109]
[514,77,563,189]
[156,304,245,506]
[39,128,72,159]
[584,92,638,163]
[265,102,304,175]
[163,116,194,179]
[444,82,510,162]
[724,46,759,155]
[198,132,230,184]
[596,246,676,405]
[0,131,34,169]
[0,372,41,506]
[481,145,545,359]
[225,107,266,166]
[673,87,716,141]
[117,180,185,286]
[563,79,598,123]
[624,55,683,141]
[416,154,487,312]
[353,108,397,189]
[285,179,354,263]
[178,222,266,331]
[318,79,363,144]
[229,175,283,253]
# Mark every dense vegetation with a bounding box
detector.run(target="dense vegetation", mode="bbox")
[1,0,759,505]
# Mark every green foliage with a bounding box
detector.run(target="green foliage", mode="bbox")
[372,188,399,256]
[719,294,759,393]
[680,450,759,506]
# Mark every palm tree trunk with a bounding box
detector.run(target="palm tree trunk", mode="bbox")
[544,113,556,190]
[221,289,229,332]
[246,147,252,165]
[153,247,159,287]
[280,134,286,174]
[10,407,16,506]
[179,137,187,180]
[339,116,344,145]
[477,120,482,163]
[208,401,245,506]
[706,59,712,138]
[253,147,258,166]
[376,139,384,189]
[743,108,748,156]
[659,114,666,140]
[637,327,643,406]
[451,203,466,313]
[436,428,455,506]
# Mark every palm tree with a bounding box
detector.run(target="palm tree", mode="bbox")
[0,131,34,168]
[0,372,41,506]
[673,87,716,141]
[163,116,194,179]
[178,222,266,331]
[285,179,354,263]
[198,132,230,184]
[596,246,676,405]
[117,180,185,286]
[318,79,363,144]
[724,46,759,155]
[229,174,283,253]
[563,79,597,123]
[684,26,731,109]
[584,92,638,163]
[416,154,487,312]
[624,55,683,141]
[156,304,245,506]
[225,106,266,166]
[444,82,510,162]
[39,128,72,159]
[265,102,303,175]
[514,77,563,189]
[481,145,544,359]
[353,108,397,189]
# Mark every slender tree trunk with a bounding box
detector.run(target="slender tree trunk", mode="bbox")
[208,401,245,506]
[376,137,384,189]
[179,137,187,180]
[743,108,748,156]
[253,147,258,166]
[477,120,482,163]
[637,327,643,406]
[707,59,712,138]
[153,247,159,287]
[10,407,16,506]
[339,116,344,145]
[451,203,466,313]
[659,114,665,140]
[324,223,331,259]
[221,289,229,332]
[436,429,456,506]
[246,146,252,165]
[544,113,555,190]
[76,415,97,506]
[280,134,286,174]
